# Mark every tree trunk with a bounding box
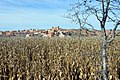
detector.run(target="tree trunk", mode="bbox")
[102,35,108,80]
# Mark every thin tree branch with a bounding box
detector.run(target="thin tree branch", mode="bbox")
[94,9,102,22]
[107,20,120,43]
[107,16,116,22]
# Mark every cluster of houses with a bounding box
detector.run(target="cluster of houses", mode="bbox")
[0,26,119,38]
[0,26,72,38]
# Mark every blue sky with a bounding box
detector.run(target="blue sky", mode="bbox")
[0,0,116,31]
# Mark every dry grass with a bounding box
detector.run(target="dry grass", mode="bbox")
[0,37,120,80]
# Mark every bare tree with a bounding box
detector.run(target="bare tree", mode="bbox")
[66,0,120,80]
[65,1,94,35]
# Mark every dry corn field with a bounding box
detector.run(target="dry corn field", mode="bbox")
[0,37,120,80]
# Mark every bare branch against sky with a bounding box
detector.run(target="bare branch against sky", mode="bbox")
[0,0,118,31]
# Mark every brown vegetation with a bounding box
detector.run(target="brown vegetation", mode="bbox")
[0,37,120,80]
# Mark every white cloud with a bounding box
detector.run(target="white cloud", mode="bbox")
[0,0,83,31]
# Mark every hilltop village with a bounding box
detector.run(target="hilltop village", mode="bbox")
[0,26,119,38]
